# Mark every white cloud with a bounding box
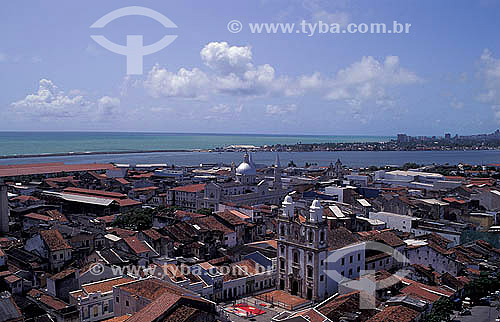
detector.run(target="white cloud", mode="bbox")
[142,42,420,123]
[11,79,120,120]
[265,104,297,115]
[201,42,253,74]
[97,96,120,117]
[325,55,421,105]
[209,104,231,114]
[477,49,500,122]
[145,42,294,98]
[311,10,350,26]
[144,65,210,99]
[11,79,90,118]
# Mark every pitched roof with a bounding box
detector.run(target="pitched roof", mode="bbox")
[170,183,206,193]
[24,213,53,222]
[77,277,134,297]
[123,237,152,255]
[40,230,71,251]
[366,305,419,322]
[327,227,360,250]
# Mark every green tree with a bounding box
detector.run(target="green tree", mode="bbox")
[424,297,453,322]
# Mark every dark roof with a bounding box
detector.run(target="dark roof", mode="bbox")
[0,292,22,322]
[327,227,360,250]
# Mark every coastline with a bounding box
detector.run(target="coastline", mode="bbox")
[0,149,194,160]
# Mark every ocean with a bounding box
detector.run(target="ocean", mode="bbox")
[0,132,499,168]
[0,132,392,156]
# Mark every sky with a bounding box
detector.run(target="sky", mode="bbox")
[2,0,500,136]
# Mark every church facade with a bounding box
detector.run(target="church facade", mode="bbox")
[202,152,287,210]
[277,195,365,301]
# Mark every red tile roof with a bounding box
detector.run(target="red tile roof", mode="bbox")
[24,213,53,222]
[80,277,134,295]
[27,289,69,310]
[170,183,206,193]
[40,230,71,251]
[0,163,115,178]
[123,237,151,254]
[131,186,159,192]
[115,178,130,185]
[366,305,419,322]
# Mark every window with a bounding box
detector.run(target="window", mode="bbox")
[125,300,129,307]
[320,260,324,266]
[358,253,361,261]
[308,253,312,262]
[93,306,98,317]
[349,256,353,263]
[308,231,313,242]
[293,252,299,264]
[341,271,344,276]
[320,275,324,281]
[320,231,325,242]
[357,266,360,273]
[307,266,313,278]
[116,297,119,303]
[280,258,285,270]
[348,268,353,276]
[341,258,345,265]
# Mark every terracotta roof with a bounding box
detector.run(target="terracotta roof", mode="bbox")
[170,183,206,193]
[10,195,39,202]
[357,230,405,248]
[115,178,130,185]
[40,229,71,251]
[107,227,137,238]
[366,305,419,322]
[24,213,53,222]
[4,275,21,283]
[191,216,234,235]
[27,289,69,310]
[0,162,115,178]
[80,277,134,296]
[123,237,152,254]
[63,187,141,207]
[64,187,126,198]
[131,186,159,192]
[141,229,163,241]
[101,315,131,322]
[215,210,251,227]
[317,291,377,321]
[116,278,191,301]
[45,209,68,222]
[50,268,77,280]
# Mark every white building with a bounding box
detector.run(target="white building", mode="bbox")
[69,276,134,322]
[277,196,365,301]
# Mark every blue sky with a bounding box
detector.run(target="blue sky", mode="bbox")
[2,0,500,135]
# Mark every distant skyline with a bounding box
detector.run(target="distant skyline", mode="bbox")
[2,1,500,135]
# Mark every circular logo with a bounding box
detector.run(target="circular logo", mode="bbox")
[90,263,105,276]
[227,20,243,33]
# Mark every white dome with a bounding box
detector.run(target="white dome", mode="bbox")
[236,162,256,175]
